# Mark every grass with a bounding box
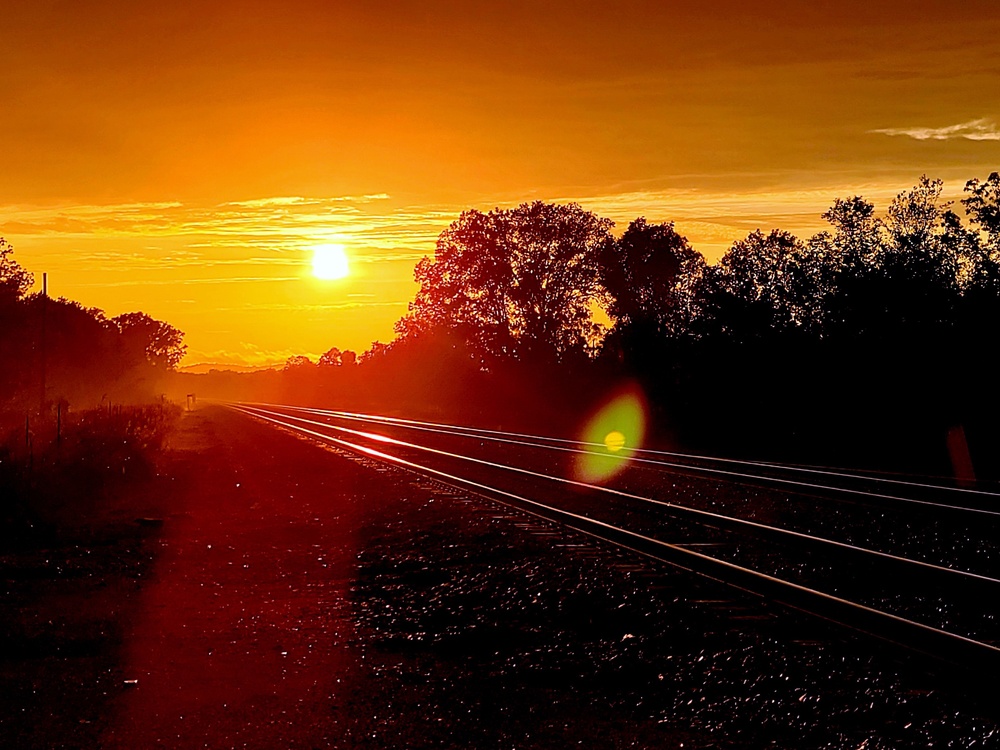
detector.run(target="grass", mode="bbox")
[0,401,180,546]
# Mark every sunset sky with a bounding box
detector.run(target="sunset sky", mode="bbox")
[2,0,999,367]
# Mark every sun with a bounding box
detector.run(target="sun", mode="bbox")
[312,243,349,280]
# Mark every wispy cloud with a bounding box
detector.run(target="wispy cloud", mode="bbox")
[206,300,410,313]
[223,194,390,208]
[870,118,1000,141]
[74,276,303,288]
[0,195,452,264]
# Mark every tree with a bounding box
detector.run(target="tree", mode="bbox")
[821,195,881,269]
[699,229,824,339]
[878,176,960,333]
[396,201,613,363]
[885,175,950,249]
[0,238,33,404]
[810,180,964,340]
[963,172,1000,242]
[953,175,1000,380]
[0,237,33,304]
[960,172,1000,293]
[359,341,391,365]
[598,218,704,335]
[318,347,343,367]
[282,355,314,372]
[112,312,187,369]
[318,346,357,368]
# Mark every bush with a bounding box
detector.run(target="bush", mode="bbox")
[0,402,180,544]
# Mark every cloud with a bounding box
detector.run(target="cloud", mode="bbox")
[870,118,1000,141]
[74,276,303,288]
[561,181,915,261]
[0,194,452,265]
[207,300,410,313]
[223,194,390,208]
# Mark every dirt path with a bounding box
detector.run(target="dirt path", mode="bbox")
[100,407,364,748]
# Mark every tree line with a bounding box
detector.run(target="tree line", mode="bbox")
[0,238,186,419]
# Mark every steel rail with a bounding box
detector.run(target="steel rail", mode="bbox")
[238,400,1000,501]
[233,404,1000,589]
[238,402,1000,518]
[230,404,1000,673]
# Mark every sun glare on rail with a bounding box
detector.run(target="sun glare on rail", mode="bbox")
[572,383,648,484]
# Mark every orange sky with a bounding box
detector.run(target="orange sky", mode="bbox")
[2,1,999,367]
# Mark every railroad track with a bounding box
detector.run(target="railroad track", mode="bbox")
[225,401,1000,674]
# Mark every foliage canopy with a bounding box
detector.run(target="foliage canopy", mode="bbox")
[396,201,613,363]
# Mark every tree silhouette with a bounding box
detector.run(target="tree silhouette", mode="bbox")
[821,195,880,268]
[954,172,1000,449]
[696,229,826,341]
[282,355,314,372]
[961,172,1000,293]
[851,177,959,338]
[964,172,1000,240]
[396,201,613,363]
[0,238,33,304]
[599,218,704,335]
[112,312,187,369]
[359,341,391,365]
[318,347,343,367]
[595,218,704,382]
[0,239,189,411]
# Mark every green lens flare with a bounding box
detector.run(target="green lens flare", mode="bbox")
[572,385,647,484]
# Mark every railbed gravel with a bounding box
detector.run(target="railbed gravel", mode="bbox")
[331,442,999,749]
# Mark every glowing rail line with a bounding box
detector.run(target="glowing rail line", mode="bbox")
[233,404,1000,588]
[229,403,1000,672]
[234,402,1000,519]
[240,401,1000,499]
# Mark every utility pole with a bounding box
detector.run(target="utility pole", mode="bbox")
[39,272,47,414]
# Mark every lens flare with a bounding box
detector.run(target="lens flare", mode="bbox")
[572,383,648,484]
